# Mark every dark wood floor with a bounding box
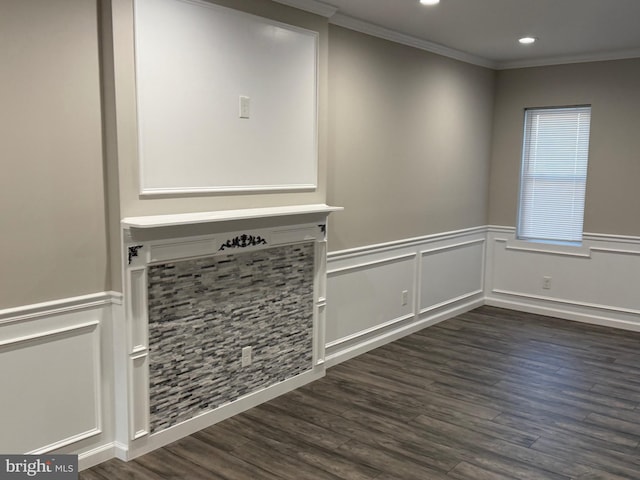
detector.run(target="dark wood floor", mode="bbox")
[81,306,640,479]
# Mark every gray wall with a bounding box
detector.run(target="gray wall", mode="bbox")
[0,0,108,308]
[4,0,639,309]
[327,26,495,251]
[488,58,640,236]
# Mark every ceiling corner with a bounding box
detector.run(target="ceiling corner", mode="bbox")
[329,13,497,70]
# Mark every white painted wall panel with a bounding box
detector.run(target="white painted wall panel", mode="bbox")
[0,323,100,454]
[134,0,318,194]
[492,240,640,311]
[486,228,640,329]
[420,240,485,312]
[326,229,486,365]
[326,255,415,344]
[0,295,115,468]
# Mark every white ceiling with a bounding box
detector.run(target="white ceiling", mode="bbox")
[273,0,640,69]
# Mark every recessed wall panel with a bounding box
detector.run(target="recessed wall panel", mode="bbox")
[420,241,484,312]
[326,255,415,344]
[0,324,100,453]
[134,0,318,194]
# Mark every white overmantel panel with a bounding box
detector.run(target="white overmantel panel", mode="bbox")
[134,0,319,194]
[122,204,342,229]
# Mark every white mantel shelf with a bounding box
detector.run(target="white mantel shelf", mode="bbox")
[121,204,343,229]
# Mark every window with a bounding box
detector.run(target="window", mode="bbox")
[517,106,592,245]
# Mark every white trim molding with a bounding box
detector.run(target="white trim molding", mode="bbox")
[78,443,118,471]
[0,320,99,347]
[270,0,338,18]
[328,226,487,261]
[122,204,342,229]
[497,47,640,70]
[0,292,118,325]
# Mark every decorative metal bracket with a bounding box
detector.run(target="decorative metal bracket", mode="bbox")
[128,245,144,265]
[218,234,267,251]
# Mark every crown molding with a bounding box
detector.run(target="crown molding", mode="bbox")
[497,47,640,70]
[270,0,338,18]
[266,2,492,68]
[329,13,496,69]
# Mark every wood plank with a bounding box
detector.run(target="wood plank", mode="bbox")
[90,459,162,480]
[165,436,281,480]
[335,440,451,480]
[134,448,227,480]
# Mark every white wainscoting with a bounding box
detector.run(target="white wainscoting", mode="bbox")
[0,293,119,470]
[485,226,640,330]
[325,227,486,366]
[4,225,639,471]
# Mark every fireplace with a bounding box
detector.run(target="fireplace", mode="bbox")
[118,204,340,458]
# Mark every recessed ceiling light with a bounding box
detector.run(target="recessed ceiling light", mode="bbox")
[419,0,440,5]
[518,36,537,45]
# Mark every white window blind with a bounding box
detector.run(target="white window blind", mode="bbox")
[517,106,591,244]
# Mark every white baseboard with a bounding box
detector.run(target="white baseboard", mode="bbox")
[78,443,117,471]
[485,295,640,332]
[325,297,483,367]
[113,442,129,462]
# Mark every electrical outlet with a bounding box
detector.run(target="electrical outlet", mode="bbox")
[241,346,252,367]
[542,276,552,290]
[401,290,409,306]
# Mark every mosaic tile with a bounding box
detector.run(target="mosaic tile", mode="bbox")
[147,243,315,433]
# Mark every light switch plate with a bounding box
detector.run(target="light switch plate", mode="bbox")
[239,96,250,119]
